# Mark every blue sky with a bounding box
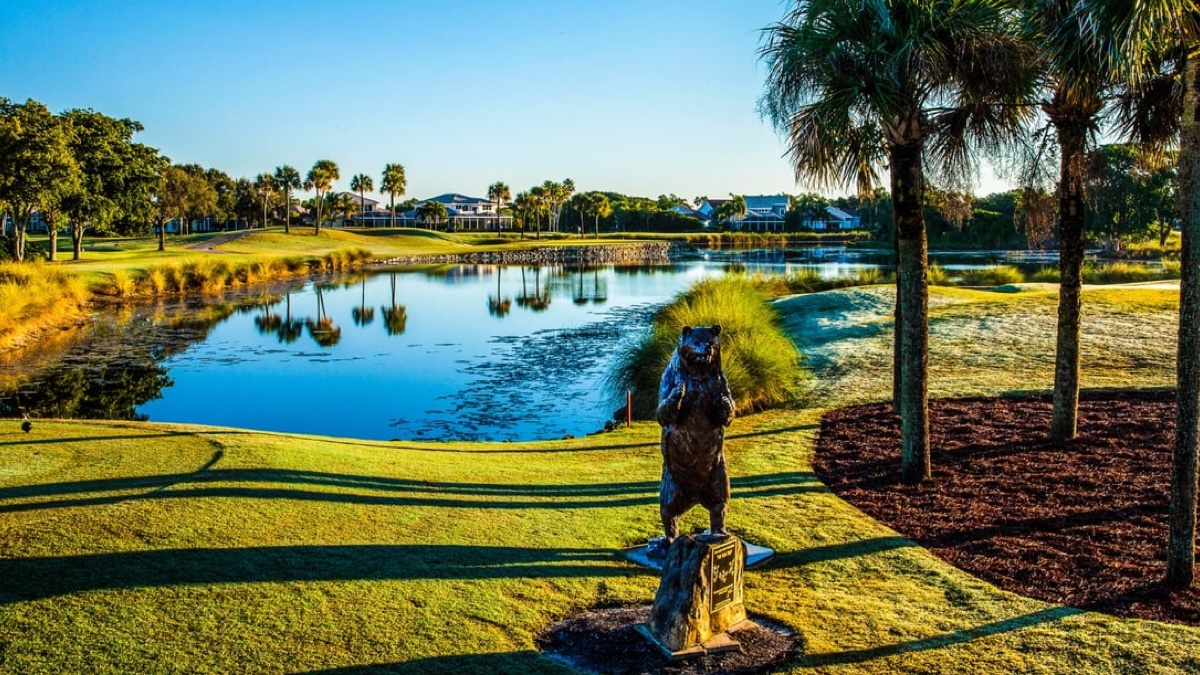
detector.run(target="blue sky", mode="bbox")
[3,1,1004,202]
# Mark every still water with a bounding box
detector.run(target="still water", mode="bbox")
[0,247,1022,441]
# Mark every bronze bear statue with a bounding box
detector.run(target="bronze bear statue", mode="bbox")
[651,325,736,555]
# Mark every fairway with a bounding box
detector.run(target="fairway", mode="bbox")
[1,283,1197,674]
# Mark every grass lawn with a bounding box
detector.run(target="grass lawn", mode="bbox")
[1,282,1197,674]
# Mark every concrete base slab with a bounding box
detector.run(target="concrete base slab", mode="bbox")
[624,540,775,571]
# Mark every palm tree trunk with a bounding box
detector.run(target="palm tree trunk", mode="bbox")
[890,138,930,485]
[893,229,902,411]
[315,192,323,236]
[284,190,291,234]
[1050,121,1089,442]
[1168,48,1200,589]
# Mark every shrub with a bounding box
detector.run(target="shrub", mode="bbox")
[610,276,804,419]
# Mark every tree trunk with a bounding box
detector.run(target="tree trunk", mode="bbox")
[893,228,902,411]
[284,190,291,234]
[72,223,83,261]
[157,218,165,252]
[890,138,930,485]
[48,222,58,262]
[315,193,323,236]
[1168,47,1200,590]
[1050,120,1089,442]
[390,195,396,229]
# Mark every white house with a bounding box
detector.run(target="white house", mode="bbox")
[406,193,512,230]
[804,205,861,231]
[700,195,790,232]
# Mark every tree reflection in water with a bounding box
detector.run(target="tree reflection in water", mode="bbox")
[487,266,512,317]
[0,298,245,421]
[306,284,342,348]
[381,272,408,336]
[352,275,375,327]
[516,266,551,312]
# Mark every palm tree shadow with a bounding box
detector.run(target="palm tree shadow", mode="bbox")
[0,544,652,605]
[288,651,562,675]
[797,606,1082,666]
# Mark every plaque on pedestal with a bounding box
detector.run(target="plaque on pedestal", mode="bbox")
[639,534,749,659]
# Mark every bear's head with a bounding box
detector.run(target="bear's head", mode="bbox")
[676,325,723,374]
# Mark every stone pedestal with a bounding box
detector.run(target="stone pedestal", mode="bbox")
[640,534,747,659]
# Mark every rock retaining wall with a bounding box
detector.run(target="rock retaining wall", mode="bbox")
[375,241,690,266]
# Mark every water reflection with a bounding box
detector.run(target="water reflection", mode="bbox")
[381,272,408,335]
[306,284,342,348]
[351,276,376,327]
[1,248,1023,441]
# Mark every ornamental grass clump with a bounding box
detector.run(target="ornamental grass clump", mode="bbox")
[107,269,136,297]
[610,276,803,419]
[1083,261,1153,284]
[958,265,1025,287]
[0,262,89,345]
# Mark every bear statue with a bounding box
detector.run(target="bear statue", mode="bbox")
[649,325,736,557]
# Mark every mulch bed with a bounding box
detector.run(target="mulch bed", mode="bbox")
[814,390,1200,625]
[538,606,796,675]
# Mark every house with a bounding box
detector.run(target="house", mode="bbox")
[699,195,789,232]
[342,192,391,227]
[803,206,861,231]
[404,193,512,230]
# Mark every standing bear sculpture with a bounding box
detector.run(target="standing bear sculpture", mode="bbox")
[650,325,736,557]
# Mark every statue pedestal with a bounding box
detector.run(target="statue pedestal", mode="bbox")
[638,534,748,659]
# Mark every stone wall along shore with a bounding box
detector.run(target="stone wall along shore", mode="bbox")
[374,241,691,266]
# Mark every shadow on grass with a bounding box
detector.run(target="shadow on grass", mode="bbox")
[0,466,820,514]
[289,651,567,675]
[797,606,1082,667]
[0,544,652,605]
[770,536,915,568]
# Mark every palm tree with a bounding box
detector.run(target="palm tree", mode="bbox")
[488,181,511,232]
[592,193,612,238]
[1023,1,1121,443]
[760,0,1037,484]
[273,165,301,234]
[1091,0,1200,588]
[513,191,533,238]
[416,200,448,229]
[253,173,274,228]
[529,184,548,238]
[715,194,748,230]
[305,159,339,235]
[380,163,407,229]
[350,173,373,228]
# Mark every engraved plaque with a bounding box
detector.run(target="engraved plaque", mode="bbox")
[709,537,739,612]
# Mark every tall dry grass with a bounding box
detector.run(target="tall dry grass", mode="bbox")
[0,262,90,348]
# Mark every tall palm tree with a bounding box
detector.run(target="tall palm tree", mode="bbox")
[1092,0,1200,588]
[416,200,448,229]
[488,181,511,232]
[380,163,406,229]
[1024,1,1120,443]
[305,159,339,235]
[350,173,373,228]
[760,0,1037,484]
[273,165,301,234]
[253,173,274,228]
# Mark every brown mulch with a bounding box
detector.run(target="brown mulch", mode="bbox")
[537,606,796,675]
[813,390,1200,626]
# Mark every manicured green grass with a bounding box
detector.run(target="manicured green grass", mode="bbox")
[2,283,1196,674]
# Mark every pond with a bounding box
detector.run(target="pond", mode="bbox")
[0,246,1030,441]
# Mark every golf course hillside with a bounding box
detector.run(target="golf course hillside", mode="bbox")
[2,282,1198,674]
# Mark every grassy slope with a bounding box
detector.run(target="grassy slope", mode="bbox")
[1,283,1197,674]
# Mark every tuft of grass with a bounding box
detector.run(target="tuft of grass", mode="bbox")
[0,262,90,349]
[611,276,804,418]
[1031,266,1059,283]
[957,265,1026,287]
[106,269,137,297]
[927,262,951,286]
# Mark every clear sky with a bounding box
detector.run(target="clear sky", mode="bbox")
[2,0,1005,202]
